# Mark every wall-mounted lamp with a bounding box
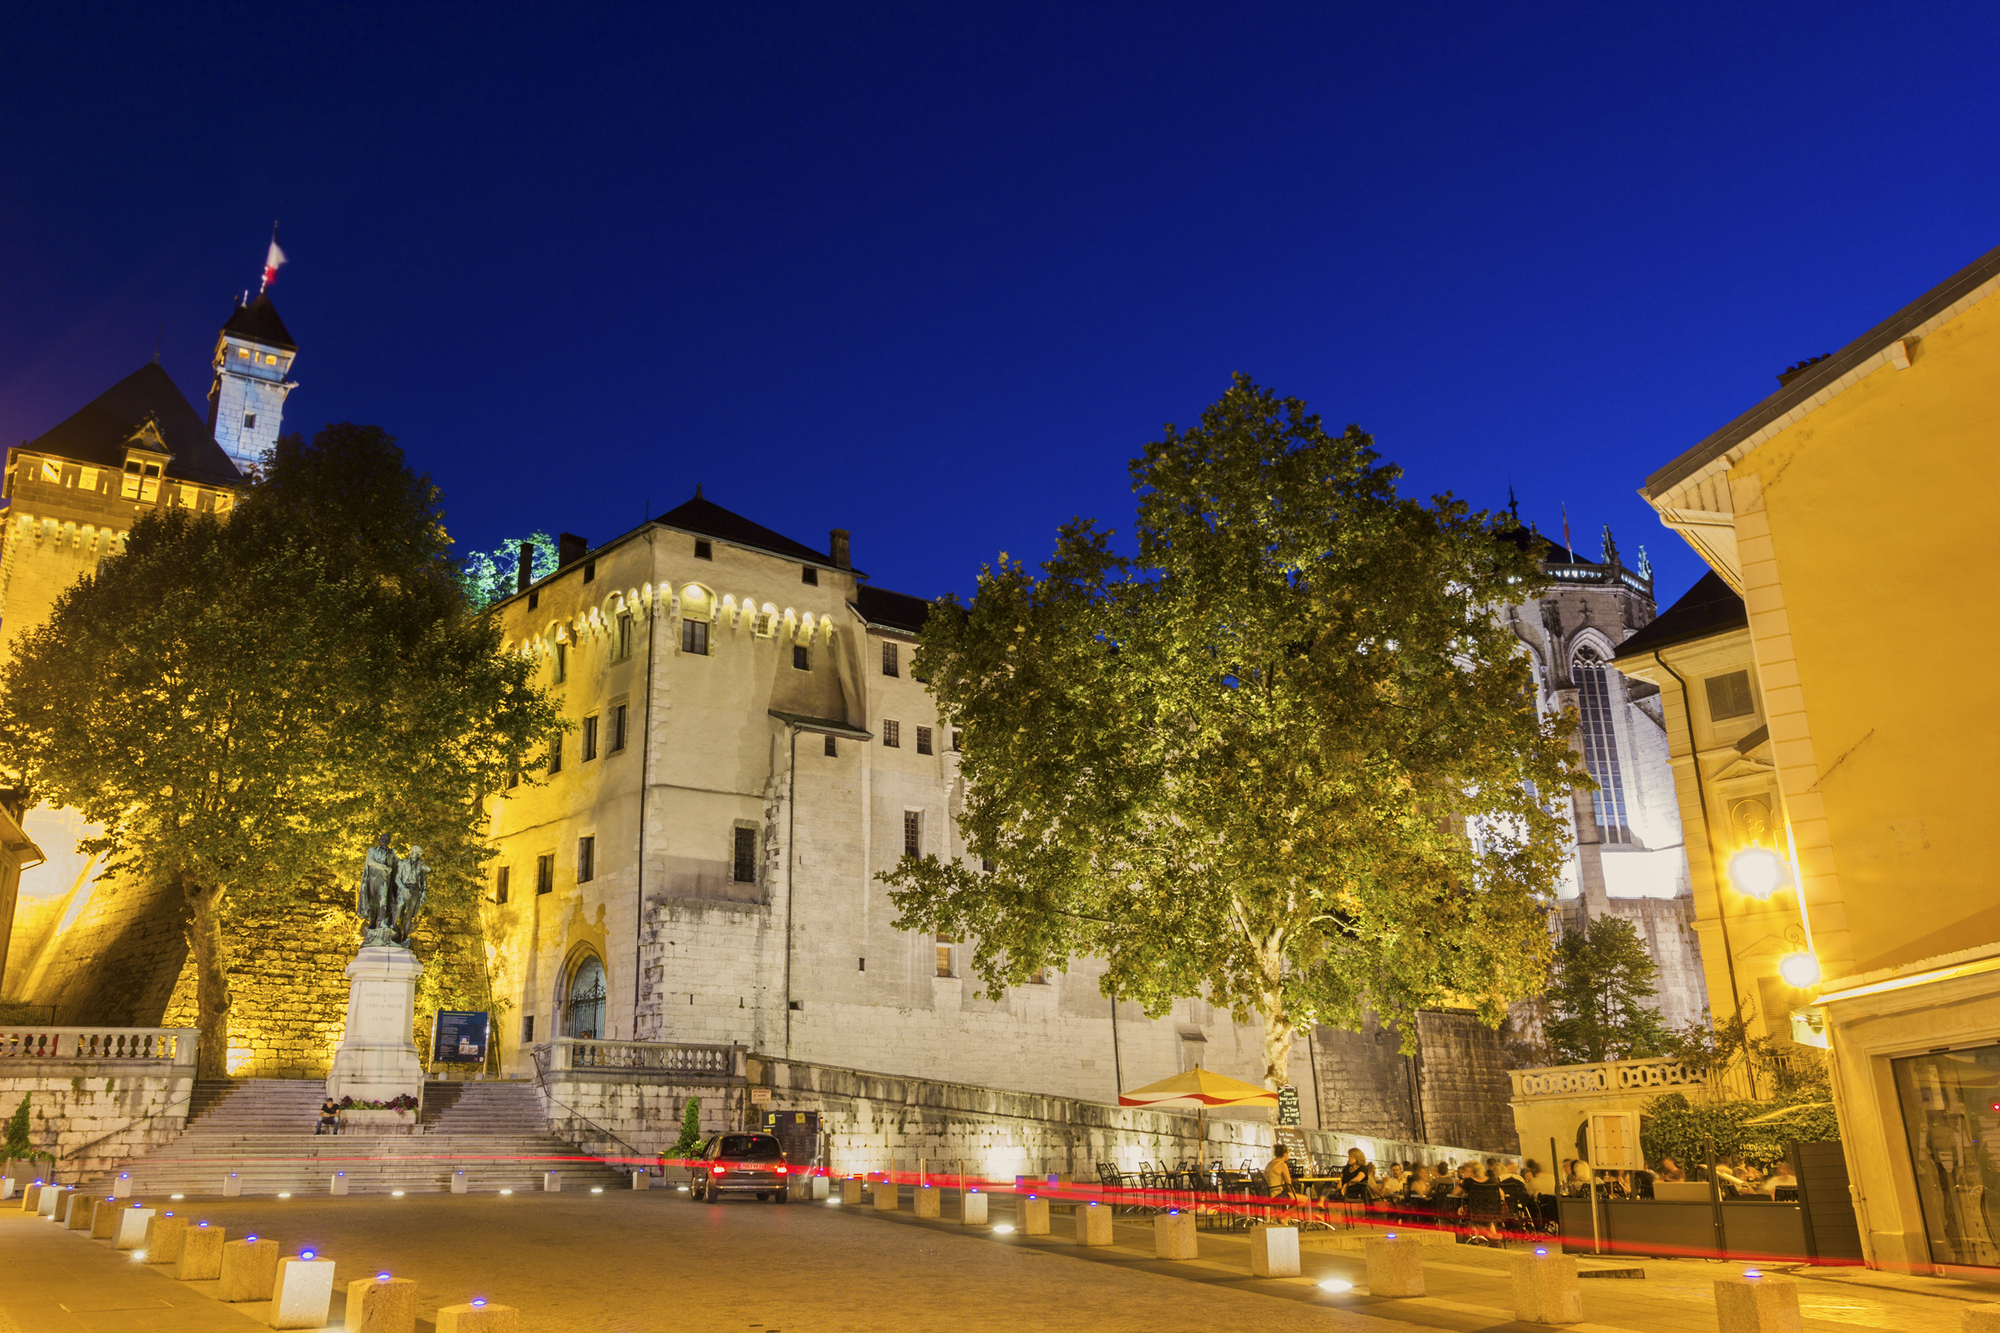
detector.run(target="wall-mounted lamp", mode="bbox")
[1727,847,1790,900]
[1779,952,1821,988]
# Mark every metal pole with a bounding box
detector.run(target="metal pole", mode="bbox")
[1705,1134,1726,1258]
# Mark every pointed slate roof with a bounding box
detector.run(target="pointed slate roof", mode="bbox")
[1613,570,1747,661]
[23,362,243,487]
[653,491,835,566]
[221,292,296,351]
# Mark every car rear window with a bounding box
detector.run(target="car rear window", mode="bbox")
[720,1135,782,1160]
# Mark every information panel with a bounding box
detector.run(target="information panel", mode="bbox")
[432,1010,491,1065]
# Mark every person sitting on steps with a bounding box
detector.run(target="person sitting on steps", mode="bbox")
[317,1097,342,1136]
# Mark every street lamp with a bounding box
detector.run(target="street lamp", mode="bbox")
[1727,847,1789,900]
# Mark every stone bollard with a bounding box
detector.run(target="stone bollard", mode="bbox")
[1075,1199,1114,1246]
[915,1186,942,1218]
[331,1172,349,1195]
[841,1177,865,1205]
[962,1189,989,1225]
[807,1174,830,1200]
[65,1191,95,1229]
[1964,1305,2000,1333]
[41,1185,65,1218]
[90,1196,122,1238]
[543,1170,562,1192]
[1155,1210,1198,1260]
[1510,1247,1583,1324]
[113,1173,133,1198]
[346,1275,421,1333]
[269,1253,337,1330]
[145,1214,188,1264]
[218,1236,281,1302]
[20,1182,39,1212]
[872,1178,899,1212]
[176,1223,226,1281]
[1251,1225,1300,1277]
[1,1176,14,1201]
[1715,1271,1803,1333]
[452,1170,468,1194]
[631,1170,650,1191]
[114,1205,157,1250]
[436,1300,520,1332]
[1021,1195,1051,1235]
[1364,1232,1426,1298]
[223,1173,243,1197]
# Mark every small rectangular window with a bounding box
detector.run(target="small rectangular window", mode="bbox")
[617,614,632,660]
[237,346,251,359]
[522,1015,535,1042]
[536,854,554,895]
[916,726,933,755]
[882,642,899,677]
[732,827,756,884]
[952,730,962,752]
[554,642,568,683]
[583,559,596,584]
[578,835,595,883]
[610,703,628,753]
[903,810,921,858]
[548,729,564,774]
[496,867,511,904]
[694,539,713,560]
[682,620,709,655]
[802,566,818,585]
[41,458,60,483]
[882,720,900,748]
[77,467,98,491]
[1705,670,1756,721]
[581,714,599,761]
[793,644,810,671]
[824,734,838,757]
[528,590,539,610]
[982,857,995,873]
[935,935,953,978]
[243,412,257,430]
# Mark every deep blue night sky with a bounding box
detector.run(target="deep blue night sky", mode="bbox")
[3,3,1995,606]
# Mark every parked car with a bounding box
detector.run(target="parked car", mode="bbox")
[689,1132,792,1203]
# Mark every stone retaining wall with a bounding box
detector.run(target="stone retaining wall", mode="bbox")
[0,1065,193,1180]
[538,1055,1495,1180]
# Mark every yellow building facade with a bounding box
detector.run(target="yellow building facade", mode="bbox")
[1640,242,2000,1274]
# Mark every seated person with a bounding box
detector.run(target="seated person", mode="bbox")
[1339,1148,1372,1201]
[317,1097,341,1136]
[1655,1156,1686,1183]
[1763,1162,1799,1197]
[1264,1144,1302,1200]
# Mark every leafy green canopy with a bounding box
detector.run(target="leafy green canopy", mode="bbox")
[0,424,559,1075]
[460,532,558,610]
[1545,915,1672,1064]
[884,376,1583,1083]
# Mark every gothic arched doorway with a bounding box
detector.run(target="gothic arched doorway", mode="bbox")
[562,952,607,1040]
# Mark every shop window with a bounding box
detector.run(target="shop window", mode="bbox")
[1893,1046,2000,1267]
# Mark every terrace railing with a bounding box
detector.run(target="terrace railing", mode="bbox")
[0,1027,199,1071]
[1509,1049,1827,1104]
[535,1037,744,1079]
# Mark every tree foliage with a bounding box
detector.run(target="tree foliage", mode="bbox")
[1640,1090,1840,1171]
[459,531,557,610]
[670,1096,704,1159]
[1545,916,1671,1063]
[882,375,1584,1085]
[0,424,559,1076]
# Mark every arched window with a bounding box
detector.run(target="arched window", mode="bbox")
[562,953,607,1040]
[1572,649,1632,845]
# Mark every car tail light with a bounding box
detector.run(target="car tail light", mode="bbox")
[711,1166,725,1175]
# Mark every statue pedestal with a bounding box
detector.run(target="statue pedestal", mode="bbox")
[326,946,425,1121]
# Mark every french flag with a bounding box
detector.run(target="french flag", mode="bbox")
[261,234,287,291]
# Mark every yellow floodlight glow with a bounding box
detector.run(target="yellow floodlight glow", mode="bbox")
[1728,847,1788,900]
[1779,952,1821,988]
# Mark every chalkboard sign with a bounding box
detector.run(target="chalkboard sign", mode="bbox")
[1278,1085,1301,1126]
[1275,1126,1313,1172]
[432,1010,490,1065]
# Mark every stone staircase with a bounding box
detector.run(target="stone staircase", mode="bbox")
[86,1079,631,1196]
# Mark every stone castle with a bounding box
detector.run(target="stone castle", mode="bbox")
[1,284,1704,1155]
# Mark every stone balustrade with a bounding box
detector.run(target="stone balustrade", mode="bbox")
[535,1038,743,1079]
[0,1027,198,1070]
[1508,1050,1824,1104]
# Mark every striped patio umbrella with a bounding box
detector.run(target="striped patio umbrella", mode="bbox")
[1117,1067,1279,1109]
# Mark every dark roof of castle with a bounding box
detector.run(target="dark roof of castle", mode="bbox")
[853,584,931,635]
[653,491,835,565]
[1614,570,1747,661]
[221,292,296,351]
[22,362,243,487]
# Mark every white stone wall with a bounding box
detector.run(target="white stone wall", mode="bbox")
[0,1067,193,1182]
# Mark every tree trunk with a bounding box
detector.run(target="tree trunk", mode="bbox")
[184,879,232,1080]
[1260,1004,1297,1090]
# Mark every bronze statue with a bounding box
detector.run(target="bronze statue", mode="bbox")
[355,833,428,948]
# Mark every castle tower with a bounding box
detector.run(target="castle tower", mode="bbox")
[207,292,297,472]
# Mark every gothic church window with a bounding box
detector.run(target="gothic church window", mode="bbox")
[562,955,606,1040]
[1573,649,1631,845]
[1705,670,1756,721]
[733,827,757,884]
